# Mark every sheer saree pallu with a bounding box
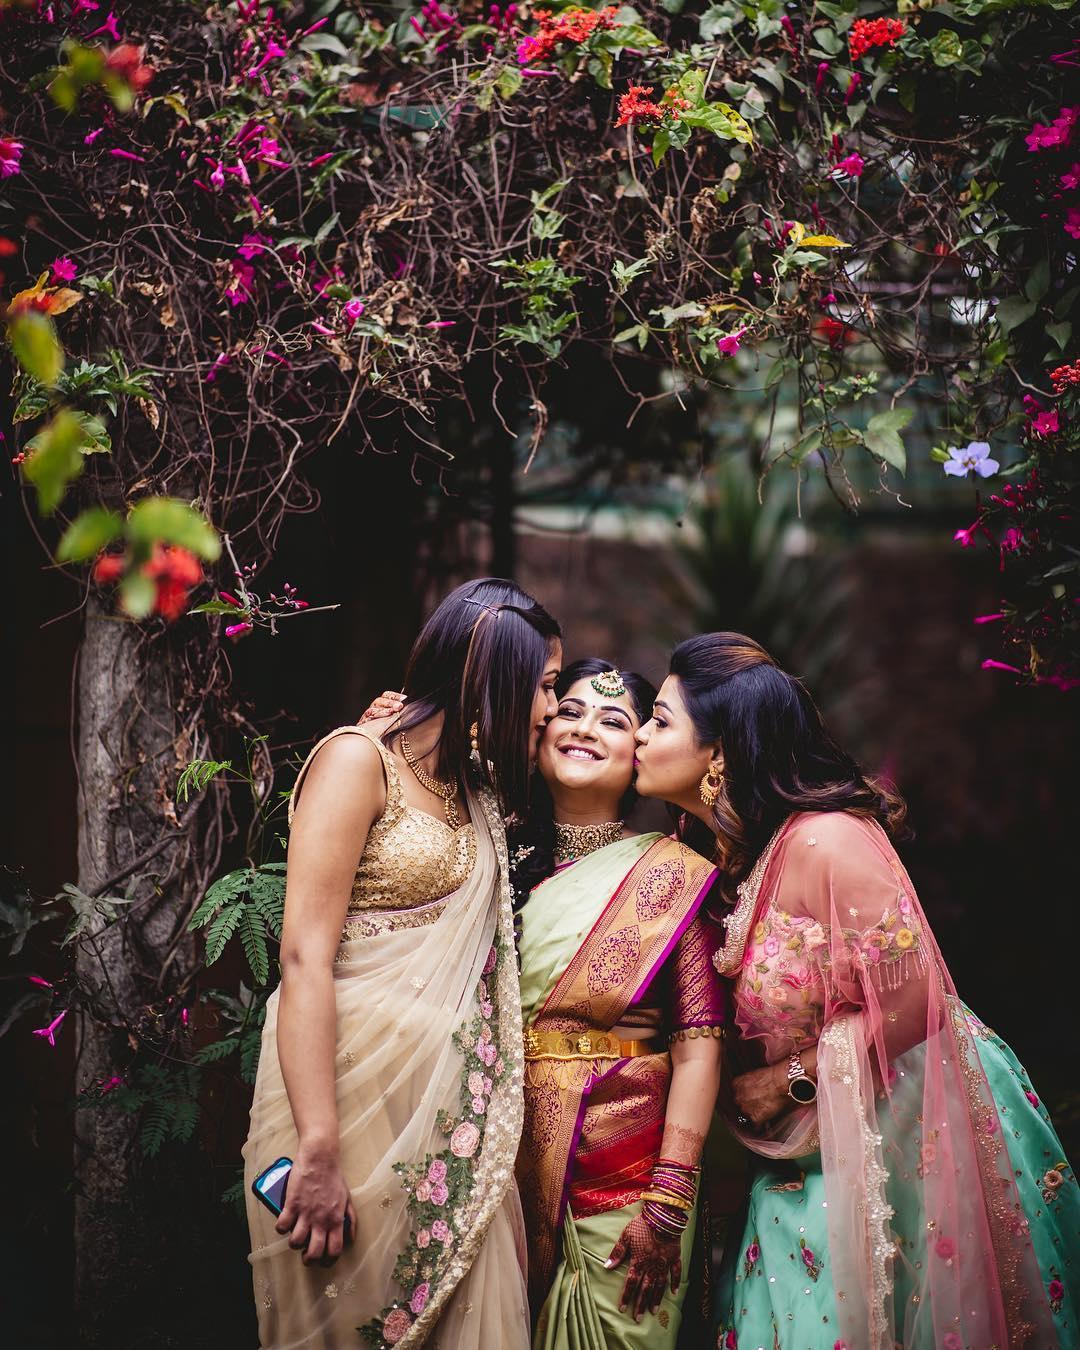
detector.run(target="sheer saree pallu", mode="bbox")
[515,834,718,1318]
[713,811,1065,1350]
[243,742,529,1350]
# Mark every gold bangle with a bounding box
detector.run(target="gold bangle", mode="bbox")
[669,1024,725,1044]
[638,1189,693,1211]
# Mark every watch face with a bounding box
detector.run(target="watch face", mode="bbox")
[789,1075,817,1104]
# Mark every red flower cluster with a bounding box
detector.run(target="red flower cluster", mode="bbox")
[104,44,154,95]
[94,545,203,621]
[814,316,859,349]
[848,17,906,61]
[614,85,668,129]
[516,6,617,65]
[1050,359,1080,394]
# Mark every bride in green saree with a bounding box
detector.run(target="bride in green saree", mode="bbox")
[509,659,727,1350]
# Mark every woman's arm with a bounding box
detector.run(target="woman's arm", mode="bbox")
[273,733,385,1266]
[607,1033,724,1320]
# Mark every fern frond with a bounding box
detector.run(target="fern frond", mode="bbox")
[238,906,269,986]
[204,902,244,964]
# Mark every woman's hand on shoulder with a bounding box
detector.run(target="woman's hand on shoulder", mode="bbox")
[358,690,406,725]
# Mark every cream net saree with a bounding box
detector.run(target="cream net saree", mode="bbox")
[243,728,530,1349]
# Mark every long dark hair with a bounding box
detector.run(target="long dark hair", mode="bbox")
[669,632,907,902]
[508,658,657,908]
[386,578,561,817]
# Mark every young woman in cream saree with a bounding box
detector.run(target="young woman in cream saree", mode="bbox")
[242,578,562,1350]
[509,658,727,1350]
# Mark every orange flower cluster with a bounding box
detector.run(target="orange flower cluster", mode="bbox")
[1050,359,1080,394]
[848,16,906,61]
[614,84,688,129]
[516,6,617,64]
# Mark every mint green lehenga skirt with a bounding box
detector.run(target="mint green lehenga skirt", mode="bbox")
[713,1008,1080,1349]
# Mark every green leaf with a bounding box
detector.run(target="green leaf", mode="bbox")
[995,295,1036,336]
[651,128,672,166]
[1024,259,1051,304]
[126,498,221,560]
[194,1038,239,1064]
[21,409,85,514]
[56,507,124,562]
[862,408,912,474]
[1046,321,1071,352]
[118,569,156,619]
[9,311,64,386]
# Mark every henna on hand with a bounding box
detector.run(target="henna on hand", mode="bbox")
[605,1213,682,1321]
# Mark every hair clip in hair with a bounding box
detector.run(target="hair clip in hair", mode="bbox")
[590,669,626,698]
[463,597,502,619]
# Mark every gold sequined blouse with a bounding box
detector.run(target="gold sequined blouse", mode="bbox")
[291,726,477,940]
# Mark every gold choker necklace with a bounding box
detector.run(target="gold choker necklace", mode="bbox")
[554,820,624,863]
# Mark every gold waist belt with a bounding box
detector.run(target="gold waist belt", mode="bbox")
[522,1027,662,1061]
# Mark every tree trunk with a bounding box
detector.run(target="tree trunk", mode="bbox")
[72,599,201,1343]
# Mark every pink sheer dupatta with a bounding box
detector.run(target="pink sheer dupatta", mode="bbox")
[721,812,1055,1349]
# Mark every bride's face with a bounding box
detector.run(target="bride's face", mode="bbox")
[537,676,639,802]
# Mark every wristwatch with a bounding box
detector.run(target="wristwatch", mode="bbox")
[786,1051,817,1104]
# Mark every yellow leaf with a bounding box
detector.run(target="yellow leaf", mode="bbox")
[800,235,851,249]
[786,221,806,245]
[10,272,50,308]
[47,287,84,315]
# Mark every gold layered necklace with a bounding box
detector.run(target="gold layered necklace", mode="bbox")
[399,734,461,830]
[554,820,624,863]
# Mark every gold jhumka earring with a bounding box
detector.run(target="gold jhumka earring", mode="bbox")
[469,721,479,755]
[699,765,722,808]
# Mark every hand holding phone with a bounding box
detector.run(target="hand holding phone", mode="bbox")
[252,1153,355,1266]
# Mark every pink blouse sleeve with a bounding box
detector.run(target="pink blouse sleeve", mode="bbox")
[669,913,728,1031]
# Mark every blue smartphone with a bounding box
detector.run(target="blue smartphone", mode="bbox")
[252,1156,293,1217]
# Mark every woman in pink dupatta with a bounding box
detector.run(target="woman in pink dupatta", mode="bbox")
[634,633,1079,1350]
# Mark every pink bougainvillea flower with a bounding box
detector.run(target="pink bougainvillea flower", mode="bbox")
[815,61,830,94]
[844,72,862,106]
[982,659,1023,676]
[1060,162,1080,190]
[311,320,336,336]
[954,522,981,547]
[236,231,271,260]
[33,1010,67,1047]
[1026,105,1080,153]
[209,160,226,190]
[0,138,24,178]
[1031,409,1060,436]
[309,153,334,168]
[942,441,999,478]
[84,126,104,145]
[1000,526,1023,555]
[205,352,232,382]
[110,148,145,162]
[87,11,122,41]
[225,621,253,640]
[343,298,366,326]
[70,0,99,15]
[50,256,78,283]
[28,975,53,988]
[832,151,865,179]
[98,1075,123,1092]
[225,259,256,305]
[974,613,1005,624]
[1064,207,1080,240]
[425,320,455,329]
[716,327,747,357]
